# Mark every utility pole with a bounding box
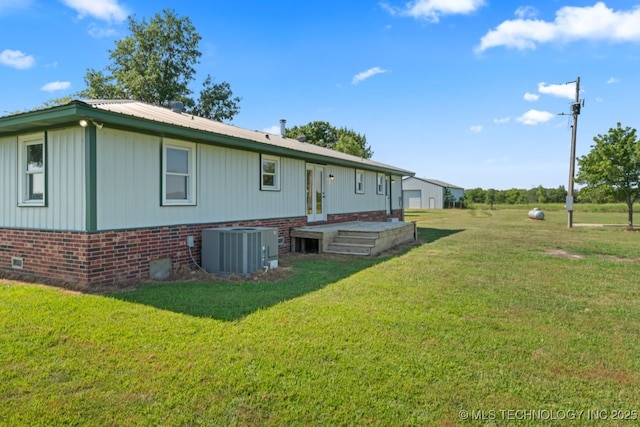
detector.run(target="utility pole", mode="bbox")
[566,76,581,228]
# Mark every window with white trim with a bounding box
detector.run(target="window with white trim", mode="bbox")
[261,155,280,191]
[377,173,385,195]
[355,169,364,194]
[162,139,196,206]
[18,133,46,206]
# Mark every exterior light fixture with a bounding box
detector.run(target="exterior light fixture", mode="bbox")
[79,119,103,129]
[329,174,335,180]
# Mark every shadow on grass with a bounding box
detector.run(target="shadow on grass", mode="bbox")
[110,256,386,321]
[418,227,465,243]
[110,228,463,321]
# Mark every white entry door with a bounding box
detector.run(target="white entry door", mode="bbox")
[306,164,326,222]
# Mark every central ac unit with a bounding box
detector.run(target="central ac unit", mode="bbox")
[201,227,278,276]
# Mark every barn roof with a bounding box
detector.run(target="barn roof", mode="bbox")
[0,99,414,176]
[404,177,464,189]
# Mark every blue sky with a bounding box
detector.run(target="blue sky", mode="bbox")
[3,0,640,190]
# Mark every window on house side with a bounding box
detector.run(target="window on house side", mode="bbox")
[18,133,46,206]
[355,169,364,194]
[377,174,384,195]
[162,140,196,206]
[261,155,280,191]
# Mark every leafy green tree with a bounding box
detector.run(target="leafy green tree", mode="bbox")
[79,9,240,121]
[443,188,454,208]
[576,123,640,229]
[535,185,547,204]
[464,187,486,203]
[285,121,373,159]
[191,76,241,122]
[336,129,373,158]
[485,188,496,208]
[41,96,74,108]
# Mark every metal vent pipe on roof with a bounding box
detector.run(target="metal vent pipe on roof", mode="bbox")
[279,119,286,137]
[169,101,184,113]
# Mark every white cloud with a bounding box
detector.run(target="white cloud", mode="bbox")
[0,49,35,69]
[606,77,620,84]
[523,92,539,101]
[476,2,640,53]
[538,82,576,99]
[41,81,71,92]
[352,67,389,85]
[516,109,555,125]
[0,0,33,14]
[514,6,538,19]
[61,0,129,23]
[493,117,510,124]
[469,125,483,133]
[381,0,485,23]
[88,23,118,38]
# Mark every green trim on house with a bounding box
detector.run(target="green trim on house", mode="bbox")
[85,125,97,232]
[0,101,412,177]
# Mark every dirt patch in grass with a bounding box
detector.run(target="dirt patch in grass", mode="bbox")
[545,250,584,259]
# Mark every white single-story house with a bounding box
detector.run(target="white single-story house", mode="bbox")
[0,100,414,287]
[402,177,464,209]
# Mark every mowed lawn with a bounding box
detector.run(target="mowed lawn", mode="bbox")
[2,208,640,425]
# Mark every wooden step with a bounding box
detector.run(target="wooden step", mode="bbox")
[325,242,374,255]
[332,234,378,245]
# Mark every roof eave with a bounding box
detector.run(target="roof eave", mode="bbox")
[0,101,415,176]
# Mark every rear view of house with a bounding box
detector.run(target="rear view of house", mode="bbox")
[0,100,414,287]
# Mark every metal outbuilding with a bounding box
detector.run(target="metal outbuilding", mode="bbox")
[402,177,464,209]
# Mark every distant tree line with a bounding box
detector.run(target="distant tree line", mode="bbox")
[464,186,568,206]
[464,185,629,206]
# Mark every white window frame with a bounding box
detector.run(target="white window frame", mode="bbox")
[18,133,46,207]
[162,138,197,206]
[260,154,281,191]
[377,173,385,195]
[355,169,365,194]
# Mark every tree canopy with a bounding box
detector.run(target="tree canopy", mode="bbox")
[576,122,640,229]
[79,9,241,122]
[284,121,373,159]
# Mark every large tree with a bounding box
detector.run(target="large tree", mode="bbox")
[576,123,640,229]
[79,9,240,122]
[285,121,373,159]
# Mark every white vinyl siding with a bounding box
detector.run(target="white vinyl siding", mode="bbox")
[96,129,304,230]
[325,167,387,214]
[391,175,403,210]
[0,129,85,230]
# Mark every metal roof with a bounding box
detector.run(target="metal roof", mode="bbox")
[0,99,414,176]
[404,177,464,189]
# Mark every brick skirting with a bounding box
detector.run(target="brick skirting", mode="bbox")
[0,210,401,288]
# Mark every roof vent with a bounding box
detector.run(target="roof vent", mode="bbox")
[169,101,184,113]
[279,119,286,138]
[297,135,306,143]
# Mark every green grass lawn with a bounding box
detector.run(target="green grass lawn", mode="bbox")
[2,208,640,425]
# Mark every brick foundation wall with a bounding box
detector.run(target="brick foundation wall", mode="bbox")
[0,229,91,284]
[327,209,403,223]
[0,209,404,288]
